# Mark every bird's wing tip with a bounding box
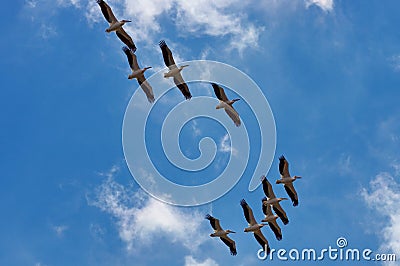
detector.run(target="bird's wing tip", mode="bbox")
[205,214,212,220]
[159,40,166,47]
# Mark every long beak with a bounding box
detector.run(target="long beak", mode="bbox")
[124,20,132,23]
[231,231,236,233]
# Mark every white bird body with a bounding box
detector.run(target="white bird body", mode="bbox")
[276,176,300,184]
[106,20,130,33]
[276,156,302,206]
[263,197,287,205]
[210,230,234,237]
[261,214,278,223]
[212,83,241,127]
[128,67,151,80]
[244,224,265,232]
[163,65,188,78]
[205,214,237,256]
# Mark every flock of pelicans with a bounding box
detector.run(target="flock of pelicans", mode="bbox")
[96,0,302,257]
[206,156,301,256]
[97,0,242,126]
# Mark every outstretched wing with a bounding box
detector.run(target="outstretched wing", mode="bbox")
[159,40,176,68]
[268,220,282,241]
[212,83,229,102]
[261,176,276,199]
[262,199,273,216]
[116,29,136,52]
[224,105,241,127]
[205,214,222,231]
[137,77,155,103]
[284,183,298,206]
[122,46,139,70]
[279,155,290,177]
[173,74,192,100]
[254,231,271,255]
[272,204,289,225]
[220,236,237,256]
[240,199,256,225]
[96,0,117,23]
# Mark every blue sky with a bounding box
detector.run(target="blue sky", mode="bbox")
[1,0,400,265]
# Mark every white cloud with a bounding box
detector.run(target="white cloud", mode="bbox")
[219,133,238,156]
[361,170,400,265]
[89,166,208,252]
[52,225,68,237]
[89,0,264,53]
[39,23,57,39]
[305,0,334,12]
[390,55,400,73]
[184,256,219,266]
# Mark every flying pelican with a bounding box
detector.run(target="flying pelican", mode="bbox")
[122,46,155,103]
[205,214,237,256]
[97,0,137,52]
[276,155,302,206]
[212,83,241,127]
[261,198,283,241]
[240,199,271,255]
[261,176,289,225]
[159,40,192,100]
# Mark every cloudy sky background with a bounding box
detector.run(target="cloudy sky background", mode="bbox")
[1,0,400,265]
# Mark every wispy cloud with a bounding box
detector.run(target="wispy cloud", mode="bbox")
[83,0,263,53]
[389,54,400,72]
[184,256,219,266]
[219,133,238,156]
[361,167,400,265]
[52,225,68,237]
[305,0,334,12]
[88,166,208,252]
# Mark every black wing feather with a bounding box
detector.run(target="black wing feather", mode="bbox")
[279,155,285,175]
[284,185,298,206]
[122,46,133,67]
[262,178,272,198]
[220,237,237,256]
[205,214,217,230]
[240,199,251,224]
[261,198,268,215]
[212,83,222,100]
[116,30,136,52]
[96,0,112,23]
[254,233,271,255]
[268,223,282,241]
[159,40,175,67]
[272,206,289,225]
